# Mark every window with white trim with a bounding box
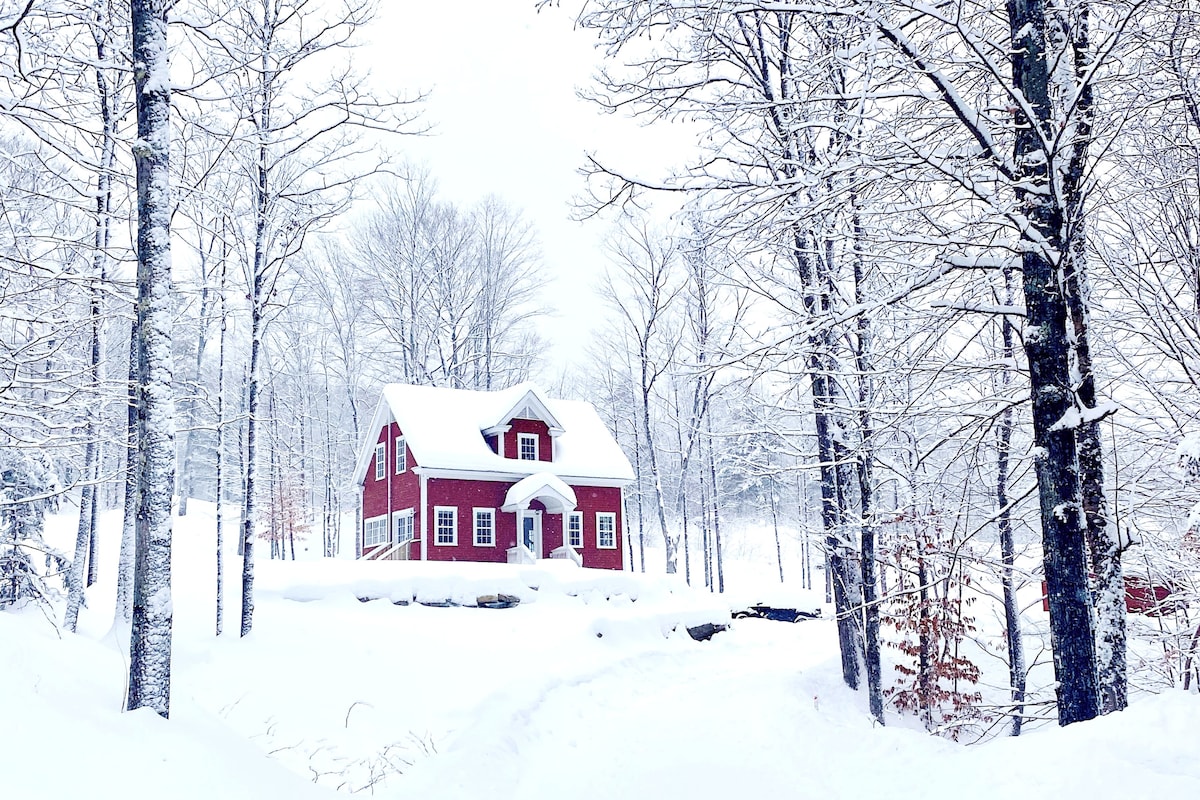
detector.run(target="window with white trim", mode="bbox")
[435,506,458,546]
[374,442,386,480]
[395,509,415,544]
[363,515,388,547]
[596,512,616,549]
[567,512,583,548]
[518,433,538,461]
[474,508,495,546]
[395,436,407,473]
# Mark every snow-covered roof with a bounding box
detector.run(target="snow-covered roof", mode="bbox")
[502,473,577,514]
[353,383,635,486]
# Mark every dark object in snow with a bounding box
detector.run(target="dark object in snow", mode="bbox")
[686,622,728,641]
[476,593,520,609]
[418,598,459,608]
[733,605,821,623]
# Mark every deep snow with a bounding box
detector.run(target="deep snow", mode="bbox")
[2,501,1198,799]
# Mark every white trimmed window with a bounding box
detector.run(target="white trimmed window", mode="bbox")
[363,515,388,547]
[395,436,407,473]
[518,433,538,461]
[567,512,583,548]
[596,512,616,549]
[395,508,415,544]
[474,508,495,547]
[374,442,386,480]
[435,506,458,546]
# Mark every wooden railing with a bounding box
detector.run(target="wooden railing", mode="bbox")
[550,545,582,567]
[506,543,536,565]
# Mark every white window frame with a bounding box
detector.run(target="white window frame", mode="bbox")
[567,511,583,549]
[363,514,389,548]
[374,442,386,480]
[395,435,407,474]
[395,508,415,545]
[596,512,617,549]
[435,506,458,546]
[473,507,496,547]
[518,432,539,461]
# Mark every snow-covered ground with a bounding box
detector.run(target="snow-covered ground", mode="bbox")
[2,502,1198,799]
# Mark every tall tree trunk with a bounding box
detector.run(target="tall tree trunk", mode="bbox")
[796,224,860,690]
[126,0,175,718]
[705,413,724,594]
[215,248,229,635]
[114,320,138,626]
[1059,4,1126,716]
[633,421,646,573]
[852,225,883,724]
[1008,0,1099,725]
[641,385,673,574]
[997,265,1027,736]
[178,255,214,517]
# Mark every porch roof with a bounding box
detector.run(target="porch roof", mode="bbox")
[501,472,577,514]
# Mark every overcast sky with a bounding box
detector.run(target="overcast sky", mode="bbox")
[361,1,684,378]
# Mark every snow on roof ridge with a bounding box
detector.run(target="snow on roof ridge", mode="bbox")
[355,382,635,485]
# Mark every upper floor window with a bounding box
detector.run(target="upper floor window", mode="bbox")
[518,433,538,461]
[395,436,407,473]
[597,512,616,549]
[374,442,386,480]
[567,512,583,548]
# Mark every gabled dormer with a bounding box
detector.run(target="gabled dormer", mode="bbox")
[482,386,564,463]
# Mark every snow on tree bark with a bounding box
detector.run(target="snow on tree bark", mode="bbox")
[115,320,138,627]
[126,0,175,718]
[997,265,1026,736]
[1056,4,1127,716]
[1007,0,1098,725]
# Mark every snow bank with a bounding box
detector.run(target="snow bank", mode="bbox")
[0,611,331,800]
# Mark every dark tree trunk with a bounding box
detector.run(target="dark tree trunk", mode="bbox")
[998,266,1026,736]
[1008,0,1099,725]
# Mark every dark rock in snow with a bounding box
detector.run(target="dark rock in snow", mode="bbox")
[686,622,728,641]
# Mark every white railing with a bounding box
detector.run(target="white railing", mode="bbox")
[506,543,536,565]
[365,542,405,561]
[550,546,582,567]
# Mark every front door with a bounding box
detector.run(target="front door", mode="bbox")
[520,510,542,558]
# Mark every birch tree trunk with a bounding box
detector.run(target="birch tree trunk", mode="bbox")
[126,0,175,718]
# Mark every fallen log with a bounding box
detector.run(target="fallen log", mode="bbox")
[686,622,728,641]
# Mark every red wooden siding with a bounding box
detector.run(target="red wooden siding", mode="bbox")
[361,422,421,558]
[360,418,625,569]
[1039,577,1183,616]
[420,478,623,569]
[505,418,553,463]
[572,485,624,570]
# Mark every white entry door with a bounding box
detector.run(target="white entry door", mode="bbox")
[520,510,542,558]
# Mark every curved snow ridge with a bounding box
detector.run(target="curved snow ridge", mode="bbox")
[255,559,708,608]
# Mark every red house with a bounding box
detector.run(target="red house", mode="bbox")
[353,383,635,569]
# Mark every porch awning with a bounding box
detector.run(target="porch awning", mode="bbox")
[502,472,577,514]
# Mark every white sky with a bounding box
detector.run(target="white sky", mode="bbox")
[360,1,685,377]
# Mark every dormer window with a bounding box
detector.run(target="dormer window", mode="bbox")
[518,433,538,461]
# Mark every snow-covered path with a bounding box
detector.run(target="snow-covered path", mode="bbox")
[9,507,1199,800]
[399,619,946,800]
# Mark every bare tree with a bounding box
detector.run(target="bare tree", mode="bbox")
[125,0,176,718]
